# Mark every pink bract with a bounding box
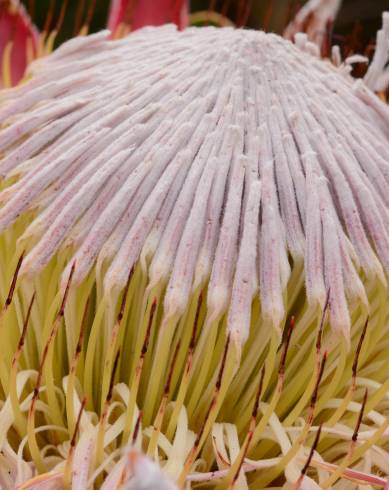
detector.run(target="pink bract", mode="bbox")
[0,0,38,87]
[108,0,189,32]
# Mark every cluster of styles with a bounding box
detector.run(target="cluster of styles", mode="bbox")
[0,23,388,489]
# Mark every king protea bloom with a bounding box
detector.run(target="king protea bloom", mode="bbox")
[0,22,388,490]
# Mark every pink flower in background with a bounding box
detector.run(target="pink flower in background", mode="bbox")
[0,0,38,87]
[108,0,189,33]
[0,0,188,88]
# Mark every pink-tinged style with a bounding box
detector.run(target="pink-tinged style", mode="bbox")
[364,12,389,92]
[284,0,342,49]
[0,0,39,87]
[107,0,189,33]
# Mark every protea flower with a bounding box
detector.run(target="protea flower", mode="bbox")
[0,12,388,490]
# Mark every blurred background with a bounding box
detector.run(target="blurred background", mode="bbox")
[19,0,387,56]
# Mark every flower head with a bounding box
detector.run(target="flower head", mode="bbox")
[0,23,388,489]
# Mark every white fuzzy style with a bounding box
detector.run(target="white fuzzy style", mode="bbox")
[284,0,343,47]
[101,451,178,490]
[0,25,388,341]
[364,12,389,92]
